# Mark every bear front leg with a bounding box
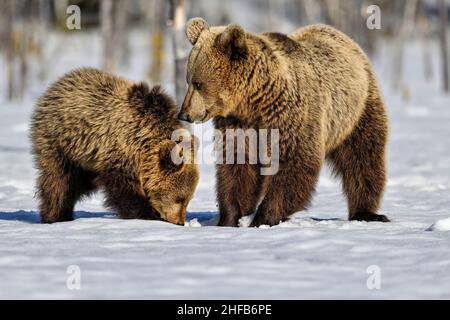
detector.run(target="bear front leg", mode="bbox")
[250,160,322,227]
[217,164,263,227]
[100,174,159,220]
[37,152,97,223]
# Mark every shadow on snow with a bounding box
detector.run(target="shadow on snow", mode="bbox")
[0,211,219,224]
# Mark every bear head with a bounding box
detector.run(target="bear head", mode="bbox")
[146,132,200,226]
[179,17,256,124]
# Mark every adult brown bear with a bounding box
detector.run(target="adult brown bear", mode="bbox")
[178,18,389,227]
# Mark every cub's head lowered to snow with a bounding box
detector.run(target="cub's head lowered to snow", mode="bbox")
[179,17,262,123]
[130,85,200,226]
[145,134,200,226]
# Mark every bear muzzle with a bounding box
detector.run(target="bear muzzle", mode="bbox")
[159,204,186,226]
[177,111,192,123]
[178,109,209,124]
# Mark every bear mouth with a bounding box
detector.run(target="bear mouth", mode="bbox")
[155,209,184,226]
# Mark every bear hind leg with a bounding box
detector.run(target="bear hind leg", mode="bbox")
[37,154,97,223]
[328,90,389,222]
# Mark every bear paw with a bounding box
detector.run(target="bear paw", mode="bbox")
[350,212,390,223]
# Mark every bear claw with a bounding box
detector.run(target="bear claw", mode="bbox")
[350,212,390,223]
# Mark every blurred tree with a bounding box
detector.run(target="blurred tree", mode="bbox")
[392,0,418,98]
[268,0,285,30]
[115,0,131,67]
[2,0,52,101]
[101,0,114,71]
[418,0,433,80]
[170,0,188,107]
[148,0,167,83]
[438,0,449,93]
[18,1,33,99]
[100,0,130,72]
[4,0,15,101]
[54,0,70,29]
[300,0,324,25]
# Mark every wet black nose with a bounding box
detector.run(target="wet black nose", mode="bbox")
[178,112,190,122]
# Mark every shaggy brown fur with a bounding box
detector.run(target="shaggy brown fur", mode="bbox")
[179,19,389,227]
[31,68,199,225]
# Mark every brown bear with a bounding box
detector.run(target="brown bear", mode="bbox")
[31,68,199,225]
[178,18,390,227]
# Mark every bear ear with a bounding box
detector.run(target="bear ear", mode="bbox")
[183,134,199,165]
[145,85,177,112]
[129,84,177,117]
[186,17,210,45]
[214,24,248,60]
[159,140,184,172]
[128,82,150,106]
[171,130,199,165]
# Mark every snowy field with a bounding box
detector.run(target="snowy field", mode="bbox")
[1,26,450,298]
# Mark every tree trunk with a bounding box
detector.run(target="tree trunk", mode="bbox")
[438,0,449,93]
[5,0,15,101]
[418,1,433,80]
[19,13,32,100]
[115,0,130,67]
[317,0,333,25]
[101,0,115,72]
[170,0,188,108]
[324,0,341,28]
[301,0,324,24]
[149,0,166,83]
[268,0,280,30]
[37,0,51,80]
[54,0,69,30]
[392,0,418,92]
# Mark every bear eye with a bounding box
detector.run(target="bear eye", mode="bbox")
[192,81,203,91]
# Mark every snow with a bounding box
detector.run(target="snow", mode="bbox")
[427,218,450,232]
[1,22,450,299]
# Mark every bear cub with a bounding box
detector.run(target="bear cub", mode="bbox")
[31,68,199,225]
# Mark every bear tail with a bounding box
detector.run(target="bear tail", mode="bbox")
[128,83,177,118]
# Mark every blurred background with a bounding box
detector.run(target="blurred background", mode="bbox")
[1,1,450,300]
[0,0,449,104]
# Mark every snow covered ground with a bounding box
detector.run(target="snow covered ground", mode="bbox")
[1,23,450,298]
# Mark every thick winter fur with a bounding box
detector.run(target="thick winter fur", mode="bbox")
[179,19,389,227]
[31,68,199,225]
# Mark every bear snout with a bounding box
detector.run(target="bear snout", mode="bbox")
[178,111,192,123]
[159,204,186,226]
[179,110,209,124]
